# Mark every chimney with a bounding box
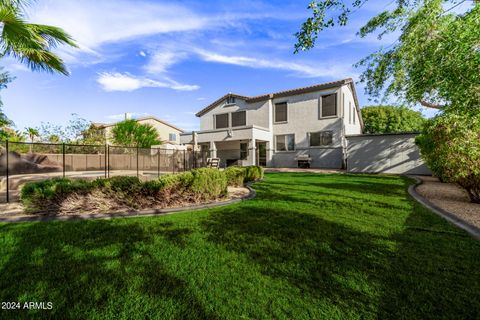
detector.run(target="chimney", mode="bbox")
[125,112,132,120]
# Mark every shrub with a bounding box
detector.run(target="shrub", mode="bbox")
[416,112,480,203]
[225,166,246,187]
[21,178,96,212]
[189,168,228,200]
[244,166,264,182]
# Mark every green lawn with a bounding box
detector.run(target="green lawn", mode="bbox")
[0,173,479,319]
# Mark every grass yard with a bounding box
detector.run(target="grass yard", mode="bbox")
[0,173,479,319]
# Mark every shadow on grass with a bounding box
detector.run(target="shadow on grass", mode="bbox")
[201,202,480,319]
[0,221,215,320]
[202,205,391,317]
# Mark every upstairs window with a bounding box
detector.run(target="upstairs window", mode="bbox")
[215,113,229,129]
[276,134,295,151]
[309,131,333,146]
[274,102,287,123]
[169,133,177,141]
[321,93,337,118]
[349,101,352,124]
[231,110,246,127]
[353,105,356,124]
[226,96,236,104]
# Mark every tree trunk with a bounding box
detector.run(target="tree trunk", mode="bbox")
[466,187,480,204]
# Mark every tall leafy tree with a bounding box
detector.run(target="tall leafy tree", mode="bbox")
[295,0,479,112]
[111,120,161,148]
[361,106,425,134]
[0,0,77,74]
[25,127,38,143]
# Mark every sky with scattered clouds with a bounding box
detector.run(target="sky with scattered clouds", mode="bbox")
[2,0,457,132]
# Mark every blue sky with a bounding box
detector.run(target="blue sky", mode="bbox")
[2,0,449,132]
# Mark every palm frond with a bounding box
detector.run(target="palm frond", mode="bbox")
[28,24,78,49]
[0,2,76,75]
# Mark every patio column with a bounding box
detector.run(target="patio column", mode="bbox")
[266,141,273,167]
[247,138,256,166]
[209,141,217,158]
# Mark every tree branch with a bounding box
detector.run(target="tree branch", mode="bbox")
[419,100,444,109]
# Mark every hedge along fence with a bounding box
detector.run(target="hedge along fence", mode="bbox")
[20,166,264,215]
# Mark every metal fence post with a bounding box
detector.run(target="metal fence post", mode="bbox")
[104,144,107,178]
[6,140,9,203]
[107,145,110,178]
[183,150,186,172]
[62,143,66,178]
[157,149,160,178]
[136,146,139,178]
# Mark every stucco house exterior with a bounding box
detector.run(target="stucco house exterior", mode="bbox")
[94,115,184,145]
[180,78,363,168]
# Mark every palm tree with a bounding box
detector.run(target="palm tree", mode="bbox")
[0,0,77,75]
[25,127,39,152]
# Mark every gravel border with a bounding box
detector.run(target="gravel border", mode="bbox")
[0,183,257,224]
[408,176,480,241]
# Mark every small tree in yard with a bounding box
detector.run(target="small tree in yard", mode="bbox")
[416,112,480,203]
[111,120,161,148]
[361,106,425,134]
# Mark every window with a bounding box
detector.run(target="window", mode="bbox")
[353,105,356,124]
[226,96,236,104]
[240,143,248,160]
[349,101,352,124]
[169,133,176,141]
[215,113,229,129]
[309,131,333,146]
[232,110,246,127]
[321,93,337,118]
[274,102,287,123]
[276,134,295,151]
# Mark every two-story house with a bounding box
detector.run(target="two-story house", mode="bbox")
[180,78,363,168]
[94,114,184,145]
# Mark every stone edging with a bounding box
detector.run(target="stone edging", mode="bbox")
[0,182,258,224]
[407,175,480,241]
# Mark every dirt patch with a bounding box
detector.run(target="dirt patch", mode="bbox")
[416,176,480,229]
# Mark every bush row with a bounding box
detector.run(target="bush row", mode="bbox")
[225,165,264,187]
[21,166,264,214]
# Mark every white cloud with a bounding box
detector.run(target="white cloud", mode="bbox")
[194,49,355,78]
[139,51,147,57]
[28,0,208,54]
[96,72,199,92]
[144,51,188,74]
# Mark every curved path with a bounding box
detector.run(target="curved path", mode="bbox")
[408,176,480,240]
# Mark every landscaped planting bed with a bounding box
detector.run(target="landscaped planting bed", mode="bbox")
[0,172,478,319]
[20,166,264,215]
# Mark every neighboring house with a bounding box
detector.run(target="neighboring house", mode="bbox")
[94,115,184,145]
[180,78,363,168]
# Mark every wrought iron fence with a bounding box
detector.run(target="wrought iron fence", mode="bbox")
[0,141,210,203]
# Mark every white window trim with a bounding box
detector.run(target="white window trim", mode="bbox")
[214,112,230,129]
[274,102,288,124]
[319,91,339,119]
[275,133,295,152]
[231,110,247,128]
